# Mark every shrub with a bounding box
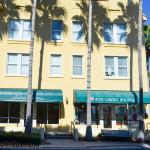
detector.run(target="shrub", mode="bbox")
[0,131,41,145]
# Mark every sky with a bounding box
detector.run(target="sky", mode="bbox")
[143,0,150,25]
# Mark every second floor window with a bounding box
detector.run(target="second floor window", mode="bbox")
[51,21,62,41]
[50,55,62,76]
[7,54,29,75]
[73,55,83,76]
[104,24,126,43]
[105,56,128,78]
[9,20,31,40]
[72,22,83,42]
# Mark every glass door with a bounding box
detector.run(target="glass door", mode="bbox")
[103,105,112,128]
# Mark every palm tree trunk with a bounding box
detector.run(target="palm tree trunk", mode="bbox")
[25,0,37,134]
[137,0,145,142]
[85,0,93,141]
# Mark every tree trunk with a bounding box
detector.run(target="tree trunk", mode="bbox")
[85,0,93,141]
[25,0,37,134]
[137,0,145,142]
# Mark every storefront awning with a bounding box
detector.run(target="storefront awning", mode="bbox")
[73,90,150,104]
[0,89,28,102]
[0,89,63,103]
[33,90,63,103]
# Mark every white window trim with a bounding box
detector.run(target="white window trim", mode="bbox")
[72,55,84,78]
[104,56,129,79]
[8,19,31,41]
[6,53,29,76]
[103,23,127,44]
[51,20,63,42]
[72,21,84,43]
[50,54,62,77]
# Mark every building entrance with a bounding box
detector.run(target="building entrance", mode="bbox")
[103,105,112,128]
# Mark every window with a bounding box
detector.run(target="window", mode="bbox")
[0,102,20,123]
[51,21,62,41]
[37,103,59,124]
[72,22,83,42]
[104,24,126,43]
[7,54,29,76]
[116,104,139,126]
[75,104,99,125]
[50,55,62,76]
[9,20,31,40]
[116,105,128,125]
[105,56,128,78]
[72,55,83,77]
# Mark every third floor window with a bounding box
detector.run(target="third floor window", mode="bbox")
[51,21,62,41]
[104,24,126,44]
[72,22,83,42]
[9,20,31,40]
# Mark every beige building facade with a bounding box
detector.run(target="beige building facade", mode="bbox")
[0,0,150,137]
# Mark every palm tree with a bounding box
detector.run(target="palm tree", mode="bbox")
[85,0,93,141]
[72,0,109,141]
[25,0,37,134]
[137,0,145,142]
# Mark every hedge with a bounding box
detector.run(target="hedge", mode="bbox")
[0,131,41,145]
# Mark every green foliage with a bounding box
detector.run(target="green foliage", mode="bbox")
[144,24,150,50]
[0,131,41,145]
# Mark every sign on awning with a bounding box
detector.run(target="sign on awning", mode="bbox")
[0,89,63,103]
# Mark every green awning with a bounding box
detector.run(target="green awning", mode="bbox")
[0,89,63,103]
[74,90,150,104]
[33,90,63,103]
[0,89,28,102]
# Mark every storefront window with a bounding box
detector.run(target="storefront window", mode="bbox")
[116,104,139,126]
[103,105,112,128]
[37,103,47,124]
[37,103,59,124]
[128,104,139,126]
[0,102,20,123]
[48,103,59,124]
[116,105,127,125]
[0,103,8,123]
[9,103,20,123]
[75,104,99,125]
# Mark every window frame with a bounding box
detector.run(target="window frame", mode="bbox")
[50,54,62,77]
[72,55,84,78]
[72,21,84,43]
[115,104,139,126]
[8,19,31,41]
[6,53,29,76]
[103,23,127,44]
[0,102,20,124]
[36,103,60,125]
[51,20,63,42]
[104,56,129,79]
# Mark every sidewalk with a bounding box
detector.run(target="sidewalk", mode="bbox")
[39,139,150,149]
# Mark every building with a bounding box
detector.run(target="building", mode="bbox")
[0,0,150,138]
